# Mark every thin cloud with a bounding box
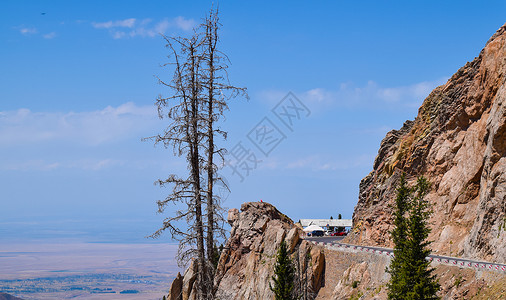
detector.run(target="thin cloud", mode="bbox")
[0,159,125,171]
[173,16,195,31]
[259,77,448,112]
[43,32,57,39]
[303,78,448,109]
[249,154,374,173]
[19,27,37,35]
[0,102,158,147]
[285,154,375,171]
[154,19,171,34]
[91,18,137,29]
[113,31,126,39]
[92,17,195,39]
[17,26,57,39]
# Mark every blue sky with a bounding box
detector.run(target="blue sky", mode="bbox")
[2,0,505,243]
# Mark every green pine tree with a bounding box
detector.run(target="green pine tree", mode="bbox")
[387,175,440,300]
[270,240,296,300]
[404,176,440,299]
[386,173,411,299]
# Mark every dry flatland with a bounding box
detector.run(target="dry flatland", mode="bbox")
[0,242,183,300]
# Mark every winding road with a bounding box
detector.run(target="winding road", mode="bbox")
[305,236,506,273]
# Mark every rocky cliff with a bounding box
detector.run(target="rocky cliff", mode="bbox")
[166,202,325,300]
[165,23,506,300]
[348,23,506,264]
[165,201,506,300]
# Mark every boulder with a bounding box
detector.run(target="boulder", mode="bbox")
[167,272,183,300]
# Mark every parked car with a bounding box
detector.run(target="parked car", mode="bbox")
[311,230,324,237]
[331,231,347,236]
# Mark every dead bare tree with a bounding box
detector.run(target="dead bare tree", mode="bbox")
[145,8,246,300]
[144,31,211,299]
[200,8,247,284]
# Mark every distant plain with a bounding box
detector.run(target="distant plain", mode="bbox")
[0,242,182,299]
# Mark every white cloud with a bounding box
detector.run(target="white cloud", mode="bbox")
[260,77,448,112]
[92,18,137,29]
[246,153,375,173]
[1,160,61,171]
[19,27,37,35]
[0,102,158,147]
[11,159,125,171]
[17,26,57,39]
[1,158,125,171]
[173,16,195,31]
[0,103,173,172]
[154,19,171,34]
[376,80,443,104]
[320,78,447,107]
[43,32,57,39]
[285,154,374,171]
[113,31,126,39]
[91,17,195,39]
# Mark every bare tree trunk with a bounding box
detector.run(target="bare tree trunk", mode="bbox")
[189,43,209,299]
[146,8,247,300]
[205,14,216,271]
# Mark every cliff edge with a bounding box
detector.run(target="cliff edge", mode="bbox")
[348,23,506,263]
[167,201,325,300]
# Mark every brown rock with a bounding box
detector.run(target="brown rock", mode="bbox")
[214,201,325,300]
[310,247,325,291]
[286,227,300,252]
[181,260,197,300]
[167,272,183,300]
[331,262,371,299]
[227,208,239,225]
[350,22,506,263]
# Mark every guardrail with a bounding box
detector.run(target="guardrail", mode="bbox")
[309,240,506,274]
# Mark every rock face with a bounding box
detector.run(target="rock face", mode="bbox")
[167,272,183,300]
[165,24,506,300]
[165,200,506,300]
[165,201,325,300]
[349,23,506,263]
[214,202,324,299]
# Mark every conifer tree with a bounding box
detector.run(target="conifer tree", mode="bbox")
[404,176,440,299]
[386,174,411,299]
[270,240,296,300]
[387,175,440,300]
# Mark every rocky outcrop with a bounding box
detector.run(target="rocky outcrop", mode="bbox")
[214,202,324,299]
[165,199,506,300]
[167,272,183,300]
[167,261,197,300]
[165,201,325,300]
[317,246,506,300]
[349,23,506,263]
[165,23,506,300]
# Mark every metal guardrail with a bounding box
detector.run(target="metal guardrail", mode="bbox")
[309,240,506,273]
